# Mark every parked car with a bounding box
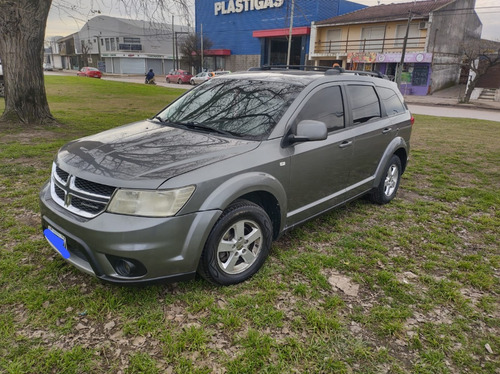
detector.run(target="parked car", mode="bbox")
[40,67,413,286]
[191,71,232,85]
[77,67,102,78]
[166,69,193,84]
[190,72,212,85]
[43,62,53,71]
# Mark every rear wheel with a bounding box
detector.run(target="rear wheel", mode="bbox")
[177,79,182,84]
[198,200,272,285]
[166,77,170,83]
[369,155,402,204]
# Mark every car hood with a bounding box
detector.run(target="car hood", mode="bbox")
[56,120,259,188]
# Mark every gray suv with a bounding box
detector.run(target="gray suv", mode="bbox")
[40,67,413,285]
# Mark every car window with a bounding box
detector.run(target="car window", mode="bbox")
[295,86,344,132]
[377,87,406,116]
[159,78,303,139]
[346,85,381,124]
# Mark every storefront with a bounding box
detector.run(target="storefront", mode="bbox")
[347,52,433,96]
[195,0,365,72]
[100,53,174,75]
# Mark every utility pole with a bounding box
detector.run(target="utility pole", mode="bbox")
[172,15,175,70]
[286,0,295,66]
[396,10,413,88]
[201,24,204,71]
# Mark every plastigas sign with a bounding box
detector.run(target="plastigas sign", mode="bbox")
[214,0,284,15]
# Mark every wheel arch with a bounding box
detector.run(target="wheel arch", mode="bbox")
[199,172,287,240]
[372,137,408,188]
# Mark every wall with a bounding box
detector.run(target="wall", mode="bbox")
[428,0,482,92]
[225,54,260,71]
[196,0,341,56]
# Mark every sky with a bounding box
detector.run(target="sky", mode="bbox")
[45,0,500,40]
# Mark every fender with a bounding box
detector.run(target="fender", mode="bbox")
[372,137,409,187]
[199,171,288,232]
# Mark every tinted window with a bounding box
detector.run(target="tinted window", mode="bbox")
[296,86,344,132]
[159,79,303,139]
[378,87,406,116]
[346,85,381,124]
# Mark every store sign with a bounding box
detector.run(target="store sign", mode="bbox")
[214,0,284,15]
[376,52,433,63]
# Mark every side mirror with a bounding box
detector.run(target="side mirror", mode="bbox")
[287,120,328,144]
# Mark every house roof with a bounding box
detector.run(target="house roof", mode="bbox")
[316,0,454,26]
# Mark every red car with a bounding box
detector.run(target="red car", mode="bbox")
[166,69,193,84]
[77,67,102,78]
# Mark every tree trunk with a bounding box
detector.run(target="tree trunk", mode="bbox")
[463,75,478,103]
[0,0,56,125]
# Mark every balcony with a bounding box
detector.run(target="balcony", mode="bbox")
[313,36,426,56]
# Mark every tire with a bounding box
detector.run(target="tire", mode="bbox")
[198,200,273,285]
[369,155,402,205]
[166,78,170,83]
[177,79,182,84]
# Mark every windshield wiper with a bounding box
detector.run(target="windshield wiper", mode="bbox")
[167,121,242,137]
[151,116,166,124]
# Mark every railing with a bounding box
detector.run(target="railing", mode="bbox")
[314,36,427,55]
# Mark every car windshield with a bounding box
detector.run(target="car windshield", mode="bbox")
[88,68,99,71]
[157,78,303,140]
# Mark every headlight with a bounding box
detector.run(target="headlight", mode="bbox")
[107,186,195,217]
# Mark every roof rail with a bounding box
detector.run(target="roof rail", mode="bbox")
[252,65,333,72]
[326,67,388,79]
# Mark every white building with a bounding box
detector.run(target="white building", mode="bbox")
[57,15,192,75]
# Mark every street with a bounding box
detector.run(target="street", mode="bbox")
[408,104,500,123]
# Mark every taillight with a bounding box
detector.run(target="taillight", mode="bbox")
[410,116,415,126]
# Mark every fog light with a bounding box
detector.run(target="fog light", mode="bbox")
[116,259,136,276]
[108,255,147,277]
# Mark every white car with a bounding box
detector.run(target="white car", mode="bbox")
[190,72,212,85]
[190,71,231,85]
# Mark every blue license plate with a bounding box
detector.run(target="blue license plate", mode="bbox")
[44,227,70,259]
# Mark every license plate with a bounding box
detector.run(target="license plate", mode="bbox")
[44,227,70,259]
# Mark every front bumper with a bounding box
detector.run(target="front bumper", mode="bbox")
[39,182,221,284]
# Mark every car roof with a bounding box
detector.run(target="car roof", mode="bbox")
[218,68,396,88]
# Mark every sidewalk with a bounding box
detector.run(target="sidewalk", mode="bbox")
[404,85,500,111]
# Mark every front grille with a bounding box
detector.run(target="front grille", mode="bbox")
[50,164,116,218]
[74,177,116,196]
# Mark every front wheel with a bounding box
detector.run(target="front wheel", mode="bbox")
[177,79,182,84]
[166,78,170,83]
[198,200,273,285]
[369,155,402,204]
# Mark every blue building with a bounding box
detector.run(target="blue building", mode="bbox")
[195,0,365,71]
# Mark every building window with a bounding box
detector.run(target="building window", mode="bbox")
[105,38,110,51]
[110,38,116,51]
[360,26,385,52]
[326,29,342,52]
[395,24,420,48]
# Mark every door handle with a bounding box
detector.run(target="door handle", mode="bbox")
[339,140,352,148]
[382,127,392,134]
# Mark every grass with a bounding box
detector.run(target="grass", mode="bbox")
[0,76,499,373]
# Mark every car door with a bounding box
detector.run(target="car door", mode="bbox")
[344,84,394,194]
[286,84,354,225]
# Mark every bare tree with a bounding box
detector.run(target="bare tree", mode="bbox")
[179,34,213,74]
[461,39,500,103]
[80,40,93,68]
[0,0,191,126]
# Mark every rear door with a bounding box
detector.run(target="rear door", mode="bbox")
[344,84,395,192]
